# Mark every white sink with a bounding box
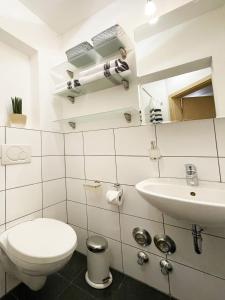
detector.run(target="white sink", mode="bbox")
[136,178,225,226]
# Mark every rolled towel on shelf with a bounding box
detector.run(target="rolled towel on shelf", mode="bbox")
[74,79,81,87]
[79,71,106,85]
[78,58,129,77]
[73,63,130,87]
[106,67,130,78]
[150,108,163,124]
[78,60,116,77]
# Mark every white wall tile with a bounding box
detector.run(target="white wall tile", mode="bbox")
[66,156,85,179]
[6,211,42,229]
[0,262,5,298]
[85,156,116,182]
[6,128,41,156]
[0,225,5,297]
[170,261,225,300]
[120,185,163,222]
[0,127,5,157]
[163,214,190,230]
[120,214,165,256]
[157,119,217,156]
[85,181,118,212]
[6,157,41,189]
[87,206,120,241]
[66,178,86,204]
[0,163,5,191]
[0,192,5,226]
[115,125,155,156]
[159,157,220,181]
[83,129,115,155]
[163,216,225,240]
[165,225,225,279]
[71,225,88,255]
[65,132,83,155]
[42,132,64,155]
[214,118,225,157]
[43,201,67,223]
[67,201,87,229]
[122,244,169,294]
[117,156,159,185]
[219,158,225,182]
[43,178,66,208]
[88,231,123,272]
[42,156,65,181]
[6,183,42,222]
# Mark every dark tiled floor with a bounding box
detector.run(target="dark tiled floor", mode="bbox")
[2,252,171,300]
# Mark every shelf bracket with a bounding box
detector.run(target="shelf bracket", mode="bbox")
[124,112,132,123]
[66,70,74,79]
[68,122,76,129]
[119,47,127,60]
[122,79,129,90]
[67,96,75,104]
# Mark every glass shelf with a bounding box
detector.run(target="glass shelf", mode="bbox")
[53,106,139,129]
[54,70,131,100]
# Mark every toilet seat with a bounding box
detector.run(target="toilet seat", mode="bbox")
[6,218,77,265]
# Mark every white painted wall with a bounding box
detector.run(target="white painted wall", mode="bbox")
[0,41,32,126]
[0,0,63,131]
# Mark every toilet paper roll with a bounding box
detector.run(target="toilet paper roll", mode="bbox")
[106,190,123,206]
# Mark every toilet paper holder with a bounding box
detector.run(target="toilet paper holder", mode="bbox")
[106,184,123,206]
[113,184,123,197]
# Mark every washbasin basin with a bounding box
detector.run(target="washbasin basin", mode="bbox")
[136,178,225,226]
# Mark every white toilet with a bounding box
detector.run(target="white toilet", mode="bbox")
[0,218,77,291]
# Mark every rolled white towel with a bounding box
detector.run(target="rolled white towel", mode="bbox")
[78,58,129,78]
[78,60,117,77]
[79,71,105,85]
[107,67,131,78]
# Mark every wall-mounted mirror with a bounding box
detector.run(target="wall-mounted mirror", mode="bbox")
[139,66,216,125]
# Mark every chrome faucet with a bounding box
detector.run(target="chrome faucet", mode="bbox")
[185,164,199,186]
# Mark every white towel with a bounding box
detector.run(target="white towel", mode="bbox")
[78,58,129,77]
[79,71,105,85]
[78,60,117,77]
[107,67,130,78]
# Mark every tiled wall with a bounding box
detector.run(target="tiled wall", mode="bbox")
[1,118,225,300]
[65,118,225,300]
[0,127,66,297]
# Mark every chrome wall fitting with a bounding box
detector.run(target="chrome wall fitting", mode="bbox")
[133,228,152,247]
[68,122,76,129]
[192,224,203,254]
[124,112,132,123]
[154,235,176,254]
[66,70,74,79]
[119,47,127,59]
[122,79,129,90]
[137,251,149,265]
[160,259,173,275]
[67,96,75,104]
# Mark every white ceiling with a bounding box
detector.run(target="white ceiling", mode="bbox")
[19,0,114,34]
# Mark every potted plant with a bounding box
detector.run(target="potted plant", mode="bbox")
[9,97,27,126]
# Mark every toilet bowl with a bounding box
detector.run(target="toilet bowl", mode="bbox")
[0,218,77,291]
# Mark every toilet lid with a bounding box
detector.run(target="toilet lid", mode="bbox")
[7,218,77,264]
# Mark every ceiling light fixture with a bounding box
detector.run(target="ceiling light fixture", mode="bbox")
[145,0,159,25]
[145,0,157,16]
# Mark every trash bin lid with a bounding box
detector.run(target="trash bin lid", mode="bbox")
[86,235,108,253]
